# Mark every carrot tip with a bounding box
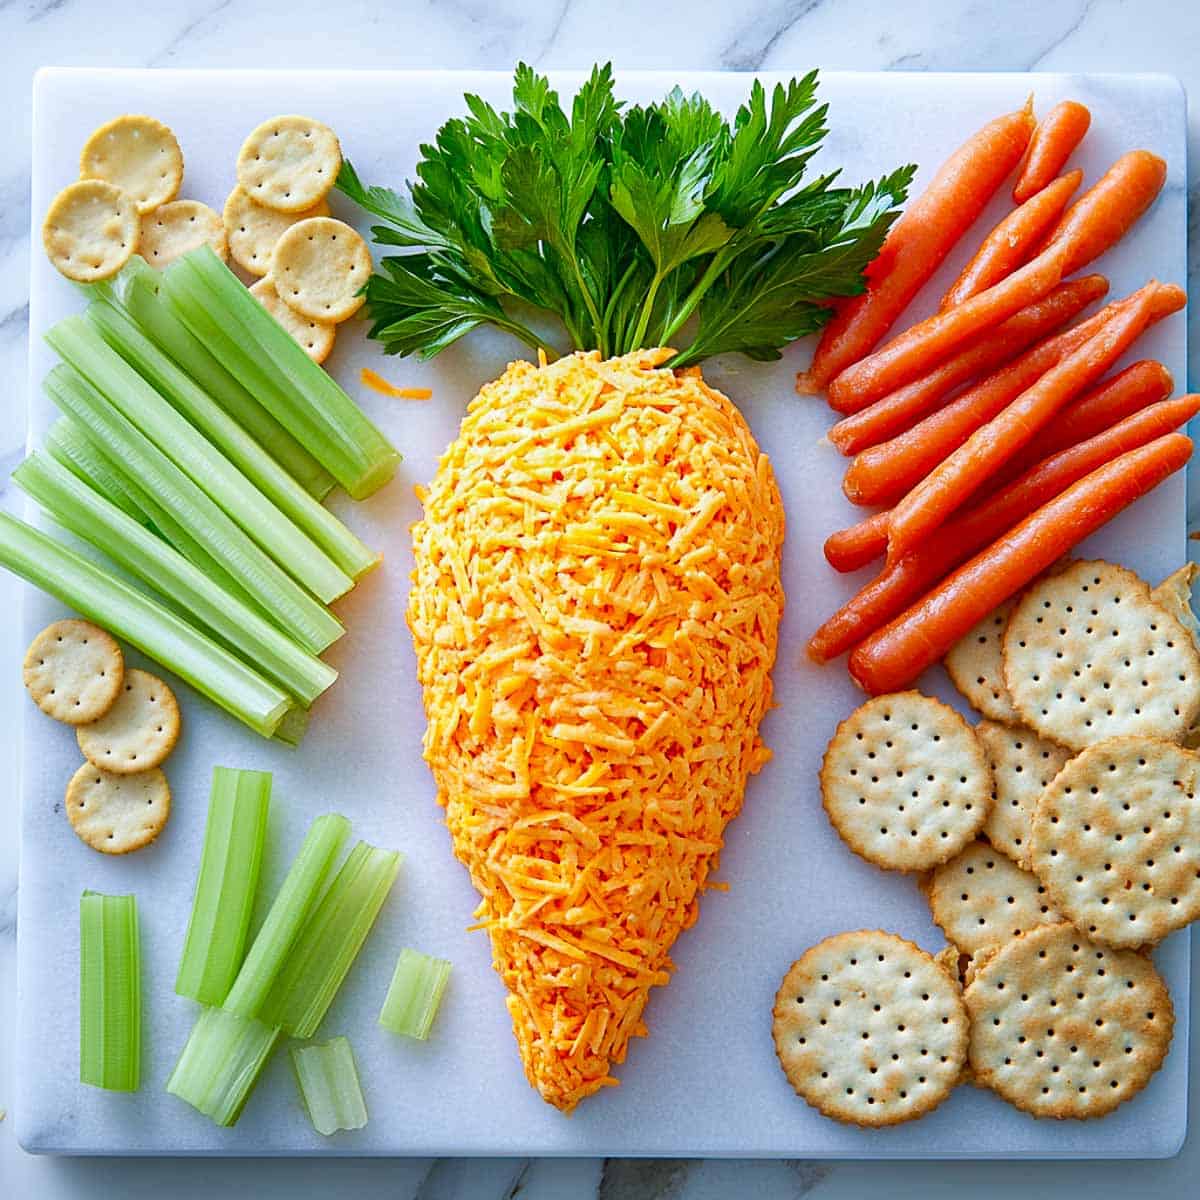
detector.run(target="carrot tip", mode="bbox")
[795,372,821,396]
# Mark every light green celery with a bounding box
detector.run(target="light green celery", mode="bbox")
[272,705,310,747]
[45,416,149,527]
[175,768,272,1006]
[44,363,344,655]
[290,1037,368,1136]
[378,948,451,1040]
[257,842,402,1038]
[164,249,400,500]
[14,454,338,707]
[47,315,353,603]
[0,509,292,737]
[166,1006,280,1127]
[88,298,379,581]
[223,814,351,1019]
[80,891,140,1092]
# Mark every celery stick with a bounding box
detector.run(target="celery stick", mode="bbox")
[258,842,402,1038]
[378,948,451,1041]
[45,363,344,655]
[0,509,292,737]
[176,769,272,1006]
[290,1037,368,1135]
[223,814,351,1019]
[89,299,379,581]
[47,315,354,604]
[166,1006,280,1127]
[272,705,310,747]
[45,416,149,527]
[80,891,140,1092]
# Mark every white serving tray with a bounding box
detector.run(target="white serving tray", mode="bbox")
[16,68,1189,1157]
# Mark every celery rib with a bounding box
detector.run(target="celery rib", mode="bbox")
[45,416,149,528]
[80,891,141,1092]
[290,1036,368,1135]
[378,948,452,1040]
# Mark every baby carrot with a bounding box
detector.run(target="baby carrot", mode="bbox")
[845,434,1192,693]
[1013,101,1091,203]
[940,170,1082,308]
[884,282,1161,564]
[798,102,1035,397]
[825,511,890,573]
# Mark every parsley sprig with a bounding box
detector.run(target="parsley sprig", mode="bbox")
[338,65,914,368]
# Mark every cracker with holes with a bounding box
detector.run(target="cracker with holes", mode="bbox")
[1029,735,1200,948]
[820,691,992,871]
[223,185,330,276]
[250,276,335,364]
[772,930,968,1127]
[23,620,124,725]
[1151,564,1200,748]
[976,720,1071,867]
[964,924,1173,1119]
[270,216,370,323]
[927,840,1062,956]
[79,114,183,214]
[1003,559,1200,750]
[42,180,139,283]
[76,668,180,774]
[236,115,340,213]
[65,762,170,855]
[945,597,1020,723]
[139,200,227,268]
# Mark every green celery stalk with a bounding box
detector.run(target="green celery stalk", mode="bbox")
[80,891,140,1092]
[0,509,292,737]
[166,1006,280,1127]
[88,298,380,581]
[14,453,338,707]
[272,705,310,747]
[47,314,354,603]
[257,841,402,1038]
[45,416,149,527]
[175,768,272,1006]
[378,948,451,1040]
[164,248,400,500]
[223,814,351,1019]
[290,1036,368,1135]
[44,363,344,655]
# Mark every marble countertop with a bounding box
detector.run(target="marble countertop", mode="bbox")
[2,1,1197,1196]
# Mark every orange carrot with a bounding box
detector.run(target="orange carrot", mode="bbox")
[845,434,1191,693]
[1013,101,1092,203]
[797,103,1035,397]
[884,282,1161,564]
[827,275,1107,452]
[825,511,890,573]
[941,170,1081,309]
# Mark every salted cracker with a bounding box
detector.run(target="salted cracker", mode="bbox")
[65,761,170,855]
[772,930,968,1127]
[249,276,335,364]
[79,114,183,213]
[945,597,1020,723]
[139,200,227,268]
[269,216,370,323]
[236,115,340,213]
[22,620,124,725]
[42,180,138,283]
[1151,563,1200,747]
[76,668,180,774]
[223,184,330,276]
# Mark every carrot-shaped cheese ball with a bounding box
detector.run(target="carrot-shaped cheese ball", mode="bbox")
[1013,100,1092,203]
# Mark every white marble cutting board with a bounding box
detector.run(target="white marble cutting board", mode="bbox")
[16,68,1190,1158]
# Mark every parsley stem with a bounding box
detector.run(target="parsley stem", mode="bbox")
[659,255,726,350]
[627,274,665,356]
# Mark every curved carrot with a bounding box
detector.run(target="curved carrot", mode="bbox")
[798,102,1035,397]
[827,275,1107,453]
[940,170,1082,309]
[825,511,890,573]
[884,282,1161,564]
[1013,101,1091,203]
[845,434,1192,693]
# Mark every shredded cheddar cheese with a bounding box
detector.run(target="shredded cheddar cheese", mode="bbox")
[360,367,433,400]
[408,349,785,1112]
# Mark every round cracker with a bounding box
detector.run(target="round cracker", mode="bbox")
[22,620,124,725]
[270,216,370,323]
[1029,735,1200,948]
[139,200,227,269]
[42,180,138,283]
[1003,559,1200,751]
[820,692,992,872]
[772,930,968,1127]
[66,761,170,855]
[945,598,1020,723]
[79,114,183,214]
[223,185,330,277]
[76,668,180,774]
[236,115,340,213]
[964,924,1173,1119]
[249,276,335,364]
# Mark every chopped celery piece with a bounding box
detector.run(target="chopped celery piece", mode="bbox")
[0,509,292,737]
[272,705,310,747]
[45,416,149,527]
[89,298,379,581]
[47,315,353,603]
[258,841,402,1038]
[80,891,140,1092]
[378,948,451,1041]
[14,453,338,707]
[176,768,272,1006]
[224,814,351,1019]
[290,1036,368,1136]
[45,363,344,655]
[165,248,400,500]
[166,1006,280,1127]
